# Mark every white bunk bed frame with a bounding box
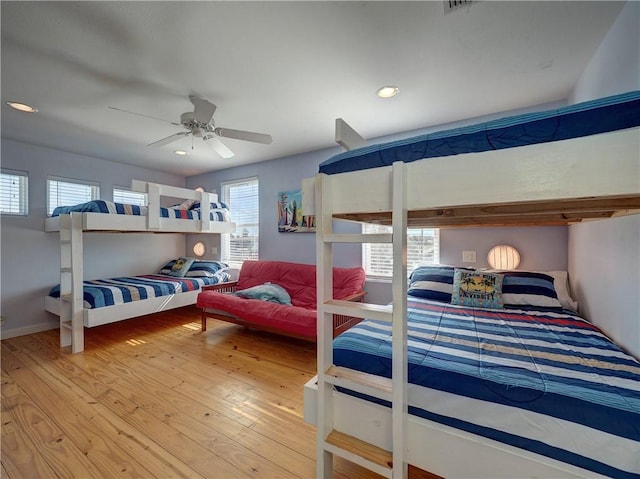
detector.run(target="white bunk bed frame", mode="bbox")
[304,126,640,478]
[44,180,235,354]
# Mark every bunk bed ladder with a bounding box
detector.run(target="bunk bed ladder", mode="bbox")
[59,213,84,353]
[315,161,408,479]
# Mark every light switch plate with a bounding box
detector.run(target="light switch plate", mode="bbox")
[462,250,477,263]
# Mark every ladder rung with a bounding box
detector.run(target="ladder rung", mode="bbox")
[60,321,72,330]
[60,267,73,273]
[324,365,392,401]
[323,299,392,322]
[59,294,72,302]
[323,233,392,244]
[325,430,392,478]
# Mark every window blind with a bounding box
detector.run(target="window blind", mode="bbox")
[0,169,28,216]
[47,177,100,216]
[221,177,259,267]
[363,224,440,277]
[113,187,147,206]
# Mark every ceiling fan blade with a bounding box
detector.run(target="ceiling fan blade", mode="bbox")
[215,128,273,144]
[147,131,190,147]
[203,135,235,159]
[108,106,181,126]
[192,98,216,124]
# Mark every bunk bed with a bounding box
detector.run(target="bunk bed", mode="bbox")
[44,180,235,353]
[304,91,640,479]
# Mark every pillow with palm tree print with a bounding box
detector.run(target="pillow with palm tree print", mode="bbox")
[451,269,504,309]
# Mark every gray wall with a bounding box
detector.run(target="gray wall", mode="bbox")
[568,0,640,357]
[0,139,186,338]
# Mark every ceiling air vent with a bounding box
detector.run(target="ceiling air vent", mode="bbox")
[444,0,474,14]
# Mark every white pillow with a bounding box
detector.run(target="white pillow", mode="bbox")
[544,271,579,311]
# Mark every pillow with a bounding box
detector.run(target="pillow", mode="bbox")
[233,283,292,305]
[159,259,177,275]
[501,271,563,309]
[544,271,578,311]
[408,265,474,303]
[166,256,195,277]
[169,199,198,210]
[213,269,232,283]
[484,269,577,311]
[451,269,504,309]
[185,260,228,277]
[190,201,228,210]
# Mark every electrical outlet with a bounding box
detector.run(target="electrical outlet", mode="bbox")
[211,246,218,255]
[0,316,5,326]
[462,250,477,263]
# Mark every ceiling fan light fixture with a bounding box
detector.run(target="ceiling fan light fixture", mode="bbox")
[5,101,38,113]
[174,150,188,156]
[376,86,399,98]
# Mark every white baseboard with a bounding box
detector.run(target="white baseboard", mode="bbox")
[1,322,57,341]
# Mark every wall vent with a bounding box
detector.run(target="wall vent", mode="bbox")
[444,0,474,14]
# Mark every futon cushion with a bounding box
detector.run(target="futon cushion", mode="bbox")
[235,260,365,309]
[197,291,316,338]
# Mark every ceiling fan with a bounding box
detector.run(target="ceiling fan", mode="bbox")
[109,96,272,159]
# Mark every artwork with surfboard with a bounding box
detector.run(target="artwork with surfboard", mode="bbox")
[277,189,315,233]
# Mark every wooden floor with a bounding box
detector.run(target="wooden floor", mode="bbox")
[1,306,438,479]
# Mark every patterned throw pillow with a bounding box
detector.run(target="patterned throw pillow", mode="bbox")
[166,256,195,278]
[451,269,504,309]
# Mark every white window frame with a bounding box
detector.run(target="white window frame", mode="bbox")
[113,186,148,206]
[0,168,29,216]
[363,224,440,278]
[47,176,100,216]
[220,177,259,268]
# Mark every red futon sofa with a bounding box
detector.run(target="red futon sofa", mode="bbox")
[197,260,366,341]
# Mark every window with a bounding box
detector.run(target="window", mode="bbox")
[221,177,259,268]
[113,187,147,206]
[363,224,439,278]
[0,169,28,216]
[47,176,100,216]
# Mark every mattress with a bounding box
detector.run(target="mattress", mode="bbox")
[333,297,640,478]
[49,274,225,309]
[319,90,640,175]
[51,200,231,222]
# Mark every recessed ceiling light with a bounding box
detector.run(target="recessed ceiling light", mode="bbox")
[174,150,187,156]
[5,101,38,113]
[376,86,399,98]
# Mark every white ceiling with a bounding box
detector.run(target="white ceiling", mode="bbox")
[1,1,625,177]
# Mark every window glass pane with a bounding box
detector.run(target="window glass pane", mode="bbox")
[221,177,259,268]
[47,177,100,216]
[0,169,28,216]
[363,224,439,277]
[113,187,147,206]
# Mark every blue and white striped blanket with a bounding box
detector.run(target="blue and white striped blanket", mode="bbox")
[51,200,231,222]
[49,274,224,309]
[333,297,640,478]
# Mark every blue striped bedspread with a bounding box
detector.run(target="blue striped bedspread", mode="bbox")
[49,274,222,309]
[333,297,640,478]
[51,200,230,222]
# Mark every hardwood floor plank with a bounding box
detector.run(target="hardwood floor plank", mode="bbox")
[2,347,154,478]
[1,367,60,479]
[1,307,436,479]
[5,345,206,479]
